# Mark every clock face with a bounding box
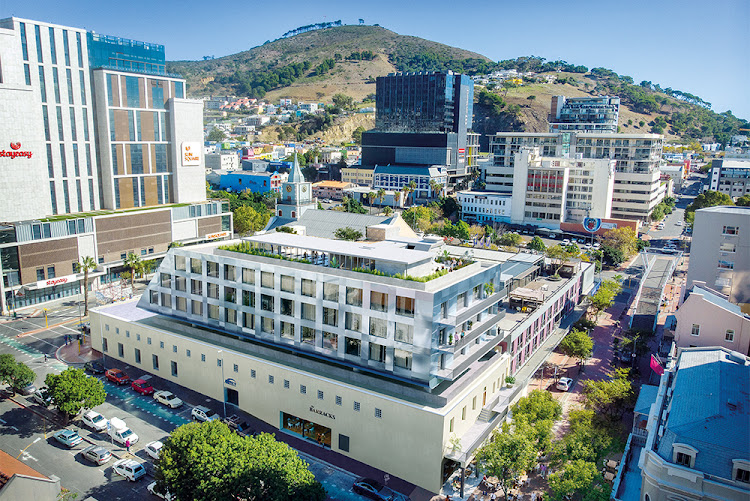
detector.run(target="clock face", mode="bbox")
[286,186,292,192]
[302,186,307,192]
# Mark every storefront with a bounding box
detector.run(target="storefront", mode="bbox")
[281,411,331,448]
[10,279,81,309]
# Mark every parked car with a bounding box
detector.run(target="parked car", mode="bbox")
[144,441,163,460]
[112,459,147,482]
[352,477,409,501]
[31,387,52,406]
[53,429,83,448]
[147,481,173,500]
[105,368,130,385]
[84,361,105,374]
[676,220,683,226]
[108,417,139,445]
[592,242,601,249]
[80,445,112,465]
[191,405,220,422]
[153,390,183,409]
[556,377,574,392]
[13,383,37,396]
[562,239,571,245]
[81,410,107,432]
[131,377,155,396]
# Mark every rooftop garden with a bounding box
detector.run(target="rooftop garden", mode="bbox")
[39,203,192,222]
[219,241,312,264]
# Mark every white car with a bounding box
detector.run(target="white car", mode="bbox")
[191,406,220,422]
[562,239,571,245]
[147,481,173,500]
[153,391,183,409]
[113,458,147,482]
[144,440,163,460]
[81,410,107,432]
[557,377,574,392]
[592,242,601,249]
[676,220,683,226]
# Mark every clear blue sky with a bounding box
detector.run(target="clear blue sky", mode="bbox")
[3,0,748,119]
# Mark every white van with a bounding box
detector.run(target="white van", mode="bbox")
[108,417,139,445]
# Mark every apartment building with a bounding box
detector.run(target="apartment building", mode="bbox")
[341,166,375,187]
[373,165,447,202]
[686,206,750,309]
[457,191,512,225]
[487,132,665,221]
[709,158,750,199]
[549,95,620,134]
[90,222,593,493]
[311,181,357,201]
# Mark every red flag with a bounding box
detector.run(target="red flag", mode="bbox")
[650,354,664,376]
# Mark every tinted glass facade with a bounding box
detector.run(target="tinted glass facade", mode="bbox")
[87,32,167,75]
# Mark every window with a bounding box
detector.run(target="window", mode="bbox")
[134,348,141,364]
[175,255,186,271]
[339,434,350,452]
[369,343,386,363]
[147,337,151,345]
[186,349,191,358]
[268,375,274,384]
[396,296,415,317]
[345,312,362,332]
[473,285,481,300]
[207,261,219,278]
[335,395,342,406]
[233,364,238,373]
[250,369,256,378]
[691,324,700,336]
[323,331,337,350]
[395,323,414,344]
[472,396,477,410]
[323,283,338,301]
[676,452,691,467]
[345,337,361,356]
[191,279,203,295]
[201,354,206,362]
[175,277,186,292]
[225,308,237,324]
[208,304,219,320]
[261,294,274,312]
[47,266,55,279]
[261,317,274,334]
[172,345,177,353]
[449,418,454,433]
[242,268,255,284]
[102,338,108,352]
[736,468,750,483]
[281,297,294,316]
[191,300,202,316]
[261,271,274,288]
[217,359,222,367]
[441,301,448,318]
[280,274,294,292]
[117,343,124,357]
[37,268,45,281]
[317,390,324,400]
[191,258,202,274]
[301,326,315,345]
[243,312,254,329]
[353,401,361,412]
[300,385,307,395]
[159,341,164,349]
[726,329,735,342]
[224,287,236,303]
[152,354,159,370]
[722,225,739,236]
[462,406,467,420]
[171,361,178,377]
[718,260,734,270]
[301,278,316,297]
[394,349,412,370]
[369,317,387,338]
[280,321,294,339]
[322,307,338,327]
[720,242,736,252]
[224,264,236,281]
[346,287,362,306]
[375,408,382,419]
[457,292,467,308]
[283,379,290,389]
[242,290,255,308]
[301,303,316,321]
[370,291,388,312]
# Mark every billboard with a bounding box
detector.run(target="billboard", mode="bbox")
[181,142,201,166]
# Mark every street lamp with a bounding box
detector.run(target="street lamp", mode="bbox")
[217,349,227,419]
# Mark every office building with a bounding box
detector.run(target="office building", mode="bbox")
[341,166,375,187]
[709,158,750,199]
[686,206,750,309]
[549,96,620,134]
[457,191,513,225]
[90,213,594,493]
[372,165,447,202]
[487,132,665,221]
[613,347,749,501]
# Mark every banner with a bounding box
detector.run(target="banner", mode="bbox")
[650,354,664,376]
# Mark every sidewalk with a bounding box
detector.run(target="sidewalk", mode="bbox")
[56,337,98,365]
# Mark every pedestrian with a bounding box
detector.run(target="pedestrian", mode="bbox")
[64,334,68,345]
[126,438,131,454]
[44,353,48,362]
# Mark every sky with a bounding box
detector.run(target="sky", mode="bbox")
[2,0,748,119]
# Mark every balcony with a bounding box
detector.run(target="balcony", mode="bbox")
[446,290,507,326]
[438,310,507,354]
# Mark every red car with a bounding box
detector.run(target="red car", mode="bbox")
[105,368,130,385]
[131,378,155,395]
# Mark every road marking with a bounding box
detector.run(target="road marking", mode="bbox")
[33,437,41,443]
[19,450,38,462]
[0,418,6,424]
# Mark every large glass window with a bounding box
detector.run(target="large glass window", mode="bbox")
[243,312,254,329]
[225,308,237,324]
[395,296,415,317]
[323,283,339,301]
[207,261,219,278]
[346,287,362,306]
[281,298,294,316]
[48,27,57,64]
[345,312,362,332]
[242,267,255,284]
[323,331,337,351]
[174,276,186,292]
[280,321,294,340]
[207,283,219,299]
[369,317,387,338]
[323,307,338,327]
[369,343,386,363]
[191,258,202,274]
[224,264,236,281]
[224,286,236,303]
[301,278,316,297]
[370,291,388,312]
[242,290,255,308]
[38,66,47,103]
[345,337,361,357]
[261,271,274,288]
[302,327,315,345]
[395,323,414,344]
[191,279,202,295]
[280,275,294,292]
[175,255,186,271]
[394,349,412,370]
[191,300,202,316]
[261,317,274,334]
[301,303,316,321]
[261,294,274,312]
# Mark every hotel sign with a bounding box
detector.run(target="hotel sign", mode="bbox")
[1,141,33,159]
[33,273,80,290]
[205,231,230,240]
[309,405,335,420]
[181,142,201,166]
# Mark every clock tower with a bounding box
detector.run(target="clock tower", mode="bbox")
[277,154,315,220]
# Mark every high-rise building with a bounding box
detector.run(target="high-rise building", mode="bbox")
[548,95,620,134]
[708,158,750,199]
[486,132,665,221]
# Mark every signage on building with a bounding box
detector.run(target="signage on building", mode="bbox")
[582,218,602,233]
[309,405,335,420]
[205,231,230,240]
[224,378,237,387]
[1,141,33,159]
[33,273,79,290]
[181,142,201,166]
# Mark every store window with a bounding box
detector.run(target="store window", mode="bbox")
[282,412,331,448]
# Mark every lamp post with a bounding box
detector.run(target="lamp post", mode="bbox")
[218,349,226,419]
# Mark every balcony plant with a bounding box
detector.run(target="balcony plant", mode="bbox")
[505,376,516,387]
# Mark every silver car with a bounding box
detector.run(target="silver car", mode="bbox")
[81,445,112,465]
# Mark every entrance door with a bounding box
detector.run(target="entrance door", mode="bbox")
[226,388,239,406]
[482,387,487,406]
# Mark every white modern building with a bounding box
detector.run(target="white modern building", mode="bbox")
[549,95,620,134]
[457,191,512,225]
[205,152,240,171]
[373,165,447,202]
[709,158,750,199]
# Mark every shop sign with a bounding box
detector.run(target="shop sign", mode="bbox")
[205,231,230,240]
[33,273,79,289]
[309,405,335,420]
[224,378,237,387]
[1,141,33,159]
[181,142,201,166]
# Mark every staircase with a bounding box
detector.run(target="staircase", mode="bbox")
[477,407,494,423]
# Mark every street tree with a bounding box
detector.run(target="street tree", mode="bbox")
[123,252,142,291]
[527,236,546,252]
[685,190,734,224]
[382,206,393,216]
[497,232,522,249]
[602,227,638,259]
[589,278,623,318]
[402,206,432,232]
[155,420,325,501]
[546,245,575,275]
[79,256,97,315]
[45,368,106,422]
[511,390,562,450]
[0,354,36,394]
[475,423,538,501]
[548,459,600,501]
[334,226,363,241]
[233,206,269,235]
[559,329,594,368]
[367,192,376,214]
[550,409,613,466]
[376,188,386,213]
[581,368,634,421]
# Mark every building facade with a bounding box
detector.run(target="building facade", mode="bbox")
[311,181,357,201]
[457,191,513,225]
[685,206,750,309]
[218,171,282,194]
[549,95,620,134]
[372,165,447,202]
[341,166,375,187]
[709,159,750,199]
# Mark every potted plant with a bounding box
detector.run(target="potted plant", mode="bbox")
[484,282,495,297]
[448,333,454,345]
[505,376,516,387]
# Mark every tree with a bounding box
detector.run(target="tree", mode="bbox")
[602,227,638,259]
[233,206,269,235]
[407,180,417,205]
[429,180,444,199]
[559,329,594,368]
[527,236,546,252]
[511,390,561,450]
[332,93,354,110]
[546,245,575,275]
[79,256,97,315]
[376,188,386,213]
[155,421,325,501]
[548,460,600,501]
[526,95,536,104]
[402,206,432,232]
[581,368,634,420]
[366,192,376,215]
[685,190,734,224]
[334,226,363,241]
[382,206,393,216]
[351,126,365,145]
[123,253,142,291]
[476,424,538,501]
[589,279,622,318]
[601,245,625,266]
[0,354,36,394]
[550,409,613,467]
[497,232,522,249]
[46,368,106,422]
[207,128,226,142]
[736,194,750,207]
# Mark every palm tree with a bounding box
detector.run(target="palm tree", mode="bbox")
[400,185,410,207]
[367,192,376,215]
[430,180,443,199]
[79,256,97,315]
[123,253,142,292]
[408,180,417,205]
[383,206,393,216]
[376,188,386,214]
